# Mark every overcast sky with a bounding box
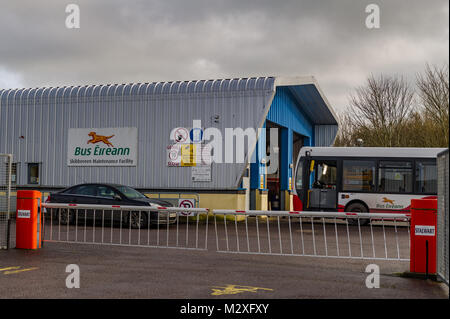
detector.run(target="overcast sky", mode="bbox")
[0,0,448,113]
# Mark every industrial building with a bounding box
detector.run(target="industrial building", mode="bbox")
[0,76,338,211]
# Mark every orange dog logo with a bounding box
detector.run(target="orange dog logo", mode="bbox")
[87,132,115,147]
[382,197,395,205]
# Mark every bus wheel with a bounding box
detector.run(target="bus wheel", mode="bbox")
[346,203,370,226]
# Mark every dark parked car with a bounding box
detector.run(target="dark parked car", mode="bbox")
[46,183,176,228]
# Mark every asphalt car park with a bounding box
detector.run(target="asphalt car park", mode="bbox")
[1,221,448,299]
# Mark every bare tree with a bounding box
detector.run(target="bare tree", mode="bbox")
[333,112,356,146]
[416,64,449,145]
[348,74,414,147]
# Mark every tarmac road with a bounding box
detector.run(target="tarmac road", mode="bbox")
[0,240,447,299]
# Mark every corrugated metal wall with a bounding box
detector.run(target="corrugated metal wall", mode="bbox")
[314,125,338,146]
[0,78,276,189]
[267,87,313,137]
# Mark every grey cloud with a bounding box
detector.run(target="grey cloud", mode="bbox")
[0,0,448,112]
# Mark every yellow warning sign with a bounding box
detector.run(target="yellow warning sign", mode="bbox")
[181,144,196,166]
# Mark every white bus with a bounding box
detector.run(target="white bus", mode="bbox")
[293,147,445,224]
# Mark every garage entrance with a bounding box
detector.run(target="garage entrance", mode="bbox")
[266,121,282,210]
[265,122,305,211]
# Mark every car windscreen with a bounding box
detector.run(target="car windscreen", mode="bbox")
[116,186,146,199]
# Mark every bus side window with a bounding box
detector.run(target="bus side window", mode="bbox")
[415,160,437,193]
[343,160,375,192]
[378,161,413,193]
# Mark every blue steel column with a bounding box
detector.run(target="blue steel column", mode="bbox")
[280,127,293,191]
[304,135,312,146]
[250,123,266,189]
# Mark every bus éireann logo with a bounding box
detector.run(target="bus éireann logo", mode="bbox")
[87,132,115,147]
[382,197,395,205]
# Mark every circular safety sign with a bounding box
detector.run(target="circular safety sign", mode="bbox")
[174,127,189,143]
[190,128,203,143]
[178,199,195,216]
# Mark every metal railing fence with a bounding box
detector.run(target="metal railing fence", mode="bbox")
[143,192,200,209]
[0,154,13,249]
[211,210,411,261]
[437,149,449,285]
[42,203,209,251]
[41,202,411,261]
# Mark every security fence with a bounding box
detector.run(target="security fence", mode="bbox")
[143,192,200,209]
[41,202,411,261]
[212,210,411,261]
[43,203,210,250]
[0,154,13,249]
[437,149,449,285]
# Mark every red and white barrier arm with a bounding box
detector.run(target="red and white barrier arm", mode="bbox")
[212,209,410,220]
[42,202,209,214]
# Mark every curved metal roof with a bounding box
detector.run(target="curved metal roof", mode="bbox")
[0,77,276,102]
[0,75,337,125]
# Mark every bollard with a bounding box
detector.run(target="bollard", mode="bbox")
[15,190,42,249]
[410,199,437,276]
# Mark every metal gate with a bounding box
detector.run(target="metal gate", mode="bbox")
[211,210,411,261]
[437,149,449,285]
[143,192,200,209]
[43,203,210,250]
[0,154,13,249]
[42,202,411,261]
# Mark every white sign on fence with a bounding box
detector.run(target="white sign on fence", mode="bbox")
[178,199,195,216]
[67,127,138,166]
[415,225,435,236]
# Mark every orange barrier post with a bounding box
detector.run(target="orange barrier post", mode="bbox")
[15,190,42,249]
[410,199,437,276]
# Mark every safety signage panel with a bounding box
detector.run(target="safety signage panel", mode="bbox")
[167,144,211,167]
[190,128,204,143]
[178,199,195,216]
[181,144,196,166]
[192,166,211,182]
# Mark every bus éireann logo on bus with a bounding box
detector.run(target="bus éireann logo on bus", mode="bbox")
[87,132,115,147]
[376,197,403,209]
[382,197,395,205]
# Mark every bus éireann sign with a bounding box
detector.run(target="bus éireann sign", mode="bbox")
[67,127,138,166]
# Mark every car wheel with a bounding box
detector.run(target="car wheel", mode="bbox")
[346,203,370,226]
[58,208,74,225]
[129,211,148,229]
